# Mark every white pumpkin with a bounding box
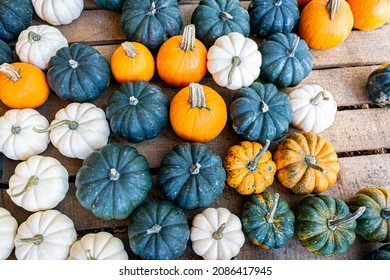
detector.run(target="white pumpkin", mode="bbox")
[190,207,245,260]
[68,232,128,260]
[7,156,69,212]
[0,109,50,160]
[34,103,110,159]
[16,25,68,70]
[14,210,77,260]
[207,32,262,90]
[290,84,338,133]
[32,0,84,26]
[0,207,18,260]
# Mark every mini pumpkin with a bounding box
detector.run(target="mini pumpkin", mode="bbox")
[0,0,33,41]
[32,0,84,26]
[365,63,390,108]
[0,39,13,64]
[363,244,390,260]
[93,0,126,12]
[0,207,18,260]
[348,0,390,31]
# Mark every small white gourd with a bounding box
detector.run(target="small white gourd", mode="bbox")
[0,207,18,260]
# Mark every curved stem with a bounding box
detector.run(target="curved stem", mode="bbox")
[28,31,41,43]
[189,83,207,108]
[146,1,156,16]
[261,101,269,113]
[212,223,226,240]
[146,224,161,234]
[305,155,327,174]
[179,25,196,52]
[381,208,390,220]
[286,35,300,57]
[219,11,233,20]
[189,163,201,175]
[0,63,21,82]
[310,91,329,105]
[122,42,139,59]
[327,0,340,20]
[266,193,280,224]
[33,120,79,133]
[228,56,241,85]
[248,140,270,171]
[109,168,120,181]
[328,206,366,231]
[85,249,96,260]
[10,175,39,197]
[15,234,44,246]
[69,59,78,69]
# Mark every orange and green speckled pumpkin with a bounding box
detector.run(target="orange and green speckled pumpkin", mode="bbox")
[223,140,276,195]
[273,132,340,195]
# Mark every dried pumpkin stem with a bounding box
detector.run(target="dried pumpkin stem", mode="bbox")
[305,155,327,174]
[33,120,79,133]
[327,206,366,231]
[109,168,120,181]
[10,175,39,197]
[28,31,41,43]
[180,24,196,52]
[266,193,280,224]
[248,139,271,171]
[261,101,269,113]
[286,35,300,57]
[189,83,207,108]
[189,163,201,175]
[11,124,21,135]
[15,234,44,245]
[274,0,283,6]
[0,63,21,82]
[122,42,139,59]
[146,224,162,234]
[85,249,96,260]
[220,11,233,20]
[146,1,156,16]
[129,96,139,106]
[327,0,340,20]
[381,208,390,219]
[310,91,329,105]
[212,223,226,240]
[228,56,241,85]
[68,59,78,69]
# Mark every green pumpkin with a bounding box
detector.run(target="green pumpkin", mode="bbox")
[157,142,226,210]
[295,195,366,256]
[365,63,390,108]
[190,0,250,49]
[121,0,183,53]
[259,33,313,88]
[241,192,295,249]
[248,0,299,38]
[0,0,33,41]
[93,0,126,11]
[0,39,13,64]
[47,43,111,103]
[75,144,152,220]
[349,187,390,242]
[127,200,190,260]
[229,82,293,143]
[363,244,390,260]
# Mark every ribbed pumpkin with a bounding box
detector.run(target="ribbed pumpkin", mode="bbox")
[0,0,33,41]
[0,207,18,260]
[273,132,340,195]
[93,0,126,11]
[365,63,390,108]
[363,244,390,260]
[0,39,13,64]
[348,0,390,31]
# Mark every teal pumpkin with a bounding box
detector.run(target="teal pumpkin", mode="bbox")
[365,63,390,108]
[0,39,13,64]
[363,244,390,260]
[121,0,183,53]
[0,0,33,41]
[248,0,299,38]
[75,144,152,220]
[47,43,111,102]
[259,33,313,88]
[241,192,295,249]
[106,81,169,143]
[157,142,226,210]
[190,0,250,48]
[229,82,293,143]
[93,0,126,11]
[127,200,190,260]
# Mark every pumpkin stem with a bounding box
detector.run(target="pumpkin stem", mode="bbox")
[381,208,390,219]
[11,124,21,135]
[248,139,271,171]
[180,24,196,52]
[228,56,241,85]
[146,1,156,16]
[129,96,139,106]
[189,162,201,175]
[33,120,79,133]
[109,168,120,181]
[85,249,96,260]
[122,42,139,59]
[305,155,327,175]
[274,0,283,6]
[0,63,22,82]
[286,35,300,57]
[327,206,366,231]
[220,11,233,20]
[310,91,329,105]
[261,101,269,113]
[15,234,44,246]
[212,223,226,240]
[327,0,340,20]
[266,193,280,224]
[10,175,39,197]
[28,31,41,43]
[146,224,162,234]
[189,83,207,108]
[69,59,78,69]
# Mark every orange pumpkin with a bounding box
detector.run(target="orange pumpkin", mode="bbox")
[298,0,354,50]
[156,24,207,87]
[110,41,155,84]
[0,62,49,109]
[170,83,227,142]
[348,0,390,30]
[273,132,340,195]
[298,0,312,8]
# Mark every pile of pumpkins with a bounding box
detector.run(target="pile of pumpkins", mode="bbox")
[0,0,390,260]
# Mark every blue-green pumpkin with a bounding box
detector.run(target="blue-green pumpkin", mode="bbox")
[0,39,13,64]
[47,43,111,102]
[106,81,169,143]
[157,142,226,210]
[365,63,390,108]
[93,0,126,11]
[190,0,250,48]
[363,244,390,260]
[0,0,33,41]
[121,0,183,53]
[259,32,313,88]
[75,144,152,220]
[127,200,190,260]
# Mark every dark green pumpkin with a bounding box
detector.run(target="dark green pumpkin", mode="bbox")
[259,32,313,88]
[241,192,295,249]
[295,195,365,257]
[365,63,390,108]
[0,0,33,41]
[93,0,126,12]
[75,144,152,220]
[157,142,226,210]
[363,244,390,260]
[349,187,390,242]
[248,0,299,38]
[229,82,293,143]
[121,0,183,53]
[106,81,169,143]
[47,43,111,103]
[127,200,190,260]
[0,39,13,64]
[190,0,250,49]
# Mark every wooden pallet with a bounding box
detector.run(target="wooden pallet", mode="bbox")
[1,0,390,260]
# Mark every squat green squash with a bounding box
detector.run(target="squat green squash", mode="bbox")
[365,63,390,108]
[93,0,126,11]
[0,39,13,64]
[75,144,152,220]
[127,200,190,260]
[0,0,33,41]
[363,244,390,260]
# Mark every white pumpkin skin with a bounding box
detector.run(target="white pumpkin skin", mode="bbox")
[7,156,69,212]
[68,232,128,260]
[290,84,338,133]
[0,207,18,260]
[32,0,84,26]
[207,32,262,90]
[0,109,50,160]
[16,25,68,70]
[14,210,77,260]
[190,207,245,260]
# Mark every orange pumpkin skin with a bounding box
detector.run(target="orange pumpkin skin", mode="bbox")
[170,83,227,142]
[224,141,276,195]
[348,0,390,30]
[298,0,354,50]
[157,25,207,88]
[0,62,49,109]
[273,132,340,195]
[110,42,155,84]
